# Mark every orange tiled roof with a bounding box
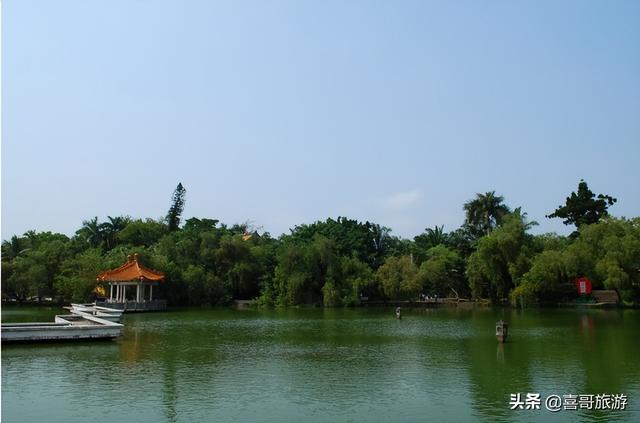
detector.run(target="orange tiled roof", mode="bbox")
[96,253,165,282]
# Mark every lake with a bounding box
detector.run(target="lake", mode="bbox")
[2,306,639,422]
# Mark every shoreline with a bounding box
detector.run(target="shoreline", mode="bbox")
[3,299,632,310]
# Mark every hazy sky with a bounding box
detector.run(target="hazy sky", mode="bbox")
[3,0,639,240]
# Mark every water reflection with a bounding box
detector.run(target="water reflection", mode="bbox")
[2,307,639,422]
[465,309,639,422]
[162,359,178,423]
[496,343,504,362]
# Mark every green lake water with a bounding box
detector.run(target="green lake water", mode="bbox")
[2,306,639,422]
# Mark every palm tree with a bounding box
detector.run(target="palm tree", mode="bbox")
[100,215,130,250]
[511,207,538,231]
[1,235,28,260]
[23,230,38,248]
[424,225,449,246]
[463,191,510,238]
[412,225,450,265]
[77,217,104,248]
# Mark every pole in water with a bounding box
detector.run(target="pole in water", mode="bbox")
[395,307,402,319]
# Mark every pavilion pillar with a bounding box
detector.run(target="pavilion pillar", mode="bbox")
[136,283,141,302]
[150,285,153,301]
[109,284,113,301]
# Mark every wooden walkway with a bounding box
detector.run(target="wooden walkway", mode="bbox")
[590,290,620,305]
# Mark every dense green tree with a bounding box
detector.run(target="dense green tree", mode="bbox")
[149,218,278,305]
[271,244,308,306]
[446,227,475,259]
[1,261,15,299]
[148,248,188,305]
[54,248,107,302]
[511,250,572,307]
[547,180,617,230]
[416,245,466,298]
[564,217,640,302]
[413,225,449,264]
[369,223,398,267]
[38,238,73,295]
[466,211,536,302]
[319,255,377,307]
[183,217,219,233]
[339,256,376,306]
[182,265,230,305]
[466,253,491,300]
[270,236,337,306]
[532,233,571,252]
[3,233,72,301]
[215,235,263,299]
[385,237,414,258]
[166,183,187,231]
[118,219,168,247]
[6,257,48,301]
[2,189,637,307]
[463,191,511,239]
[377,255,419,300]
[286,217,394,269]
[259,226,380,307]
[1,235,29,260]
[182,265,209,304]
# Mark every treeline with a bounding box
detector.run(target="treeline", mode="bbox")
[2,181,639,306]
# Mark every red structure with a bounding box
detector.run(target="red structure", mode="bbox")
[96,253,166,311]
[575,276,592,295]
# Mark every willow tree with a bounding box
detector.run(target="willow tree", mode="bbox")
[377,255,419,300]
[466,210,535,302]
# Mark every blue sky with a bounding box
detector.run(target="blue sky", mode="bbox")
[2,0,639,240]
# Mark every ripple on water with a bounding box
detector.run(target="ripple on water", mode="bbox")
[2,307,639,423]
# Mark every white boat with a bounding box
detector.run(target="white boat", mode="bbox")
[1,312,123,343]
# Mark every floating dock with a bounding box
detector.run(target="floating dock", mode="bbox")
[65,303,124,322]
[1,311,123,343]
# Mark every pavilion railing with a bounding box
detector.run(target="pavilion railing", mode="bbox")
[96,299,167,312]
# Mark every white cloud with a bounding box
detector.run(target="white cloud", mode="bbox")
[381,190,422,211]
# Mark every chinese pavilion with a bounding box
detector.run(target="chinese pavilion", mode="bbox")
[96,253,166,311]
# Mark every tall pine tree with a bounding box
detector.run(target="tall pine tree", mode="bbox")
[547,180,616,229]
[166,183,187,231]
